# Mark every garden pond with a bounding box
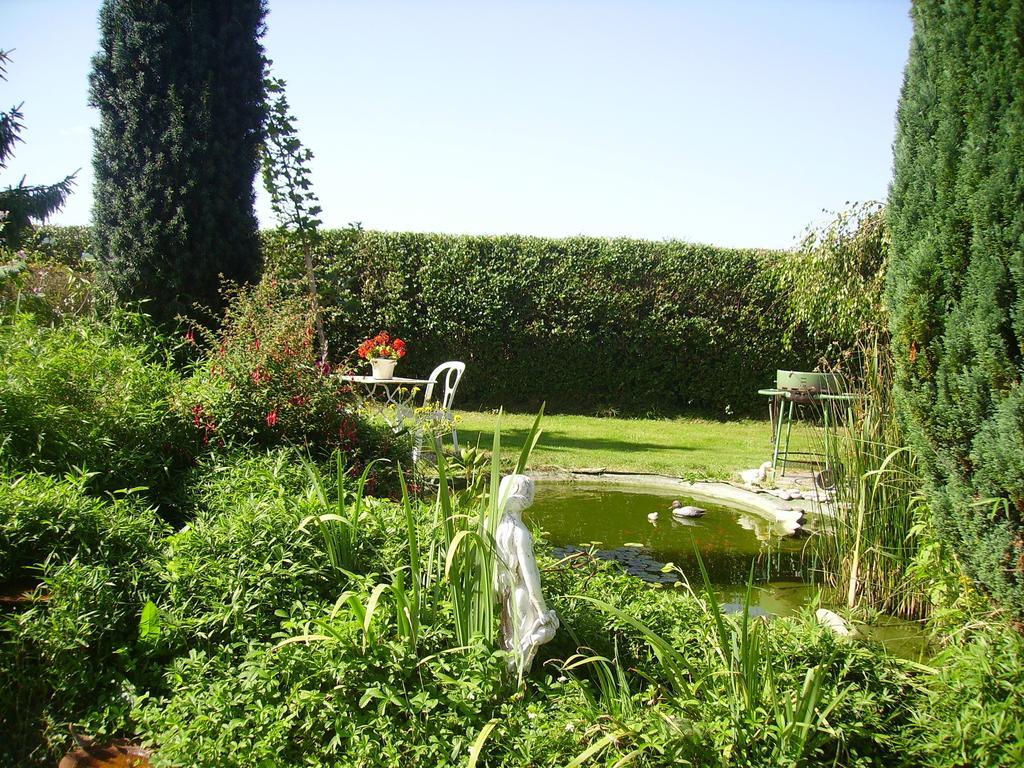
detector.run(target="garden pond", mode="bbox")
[527,480,931,660]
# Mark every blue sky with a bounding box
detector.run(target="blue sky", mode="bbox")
[3,0,912,249]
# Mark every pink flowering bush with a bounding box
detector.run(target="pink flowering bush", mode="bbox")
[177,281,407,470]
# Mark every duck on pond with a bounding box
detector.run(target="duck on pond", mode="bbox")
[670,500,706,518]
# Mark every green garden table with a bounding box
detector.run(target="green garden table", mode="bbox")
[757,388,859,479]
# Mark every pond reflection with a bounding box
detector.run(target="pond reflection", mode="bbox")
[527,481,933,660]
[527,481,812,611]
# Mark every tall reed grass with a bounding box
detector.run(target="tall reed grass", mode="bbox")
[297,452,383,573]
[571,551,850,765]
[284,408,545,660]
[811,336,929,619]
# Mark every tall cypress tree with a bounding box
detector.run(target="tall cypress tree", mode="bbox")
[888,0,1024,612]
[90,0,267,325]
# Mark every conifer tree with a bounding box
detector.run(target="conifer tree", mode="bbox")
[90,0,267,324]
[0,49,76,249]
[888,0,1024,612]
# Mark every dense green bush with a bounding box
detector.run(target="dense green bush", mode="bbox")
[1,427,1021,767]
[0,471,169,766]
[0,470,169,585]
[784,202,890,357]
[263,229,824,416]
[901,625,1024,767]
[0,260,95,321]
[18,226,858,416]
[157,449,337,650]
[2,226,97,320]
[887,0,1024,613]
[176,280,410,477]
[0,560,164,766]
[16,225,94,266]
[0,312,192,503]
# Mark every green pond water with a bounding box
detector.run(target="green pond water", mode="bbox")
[527,481,931,660]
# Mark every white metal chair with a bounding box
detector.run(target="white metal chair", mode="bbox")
[413,361,465,460]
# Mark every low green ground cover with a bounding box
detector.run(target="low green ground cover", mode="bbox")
[1,304,1023,767]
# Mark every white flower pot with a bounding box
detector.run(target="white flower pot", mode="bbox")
[370,357,397,380]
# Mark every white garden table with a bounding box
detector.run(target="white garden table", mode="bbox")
[342,374,432,428]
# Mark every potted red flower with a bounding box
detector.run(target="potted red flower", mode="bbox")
[357,331,407,380]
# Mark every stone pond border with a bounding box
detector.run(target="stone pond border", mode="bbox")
[529,469,823,532]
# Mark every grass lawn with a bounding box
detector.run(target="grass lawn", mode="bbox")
[452,410,797,480]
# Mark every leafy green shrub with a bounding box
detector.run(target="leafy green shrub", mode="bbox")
[0,261,95,321]
[901,625,1024,767]
[134,639,517,768]
[17,225,94,266]
[783,201,889,357]
[540,554,707,673]
[0,557,168,767]
[543,555,917,767]
[261,229,824,416]
[0,471,168,766]
[177,280,408,474]
[1,226,96,320]
[0,470,169,584]
[26,226,858,416]
[887,0,1024,614]
[157,451,337,650]
[0,312,191,502]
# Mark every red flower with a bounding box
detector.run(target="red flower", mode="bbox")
[316,359,332,376]
[357,331,409,360]
[266,410,279,427]
[183,328,196,344]
[338,418,358,445]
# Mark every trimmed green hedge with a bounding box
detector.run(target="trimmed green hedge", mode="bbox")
[23,226,837,415]
[17,225,93,265]
[265,229,825,416]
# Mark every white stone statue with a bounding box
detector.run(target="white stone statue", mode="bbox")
[494,474,559,677]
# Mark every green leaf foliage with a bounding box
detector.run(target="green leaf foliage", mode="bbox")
[263,229,827,416]
[0,470,169,585]
[0,312,192,504]
[887,0,1024,614]
[0,469,169,766]
[784,201,890,356]
[900,624,1024,767]
[18,225,869,416]
[1,435,1021,767]
[175,279,410,477]
[0,50,76,249]
[88,1,267,326]
[16,225,94,267]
